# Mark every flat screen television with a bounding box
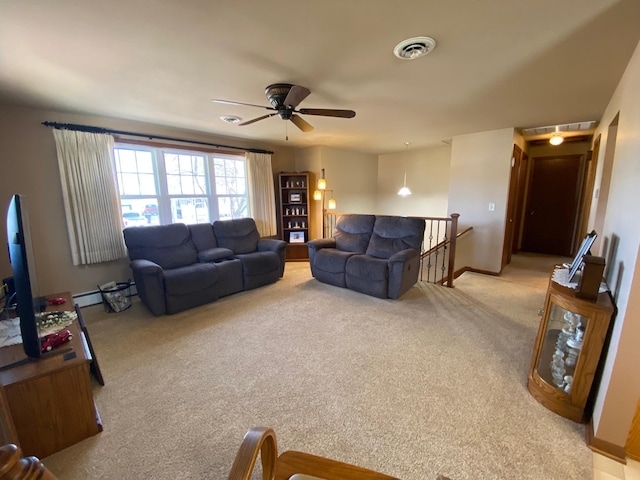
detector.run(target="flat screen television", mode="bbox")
[6,194,43,359]
[568,230,598,282]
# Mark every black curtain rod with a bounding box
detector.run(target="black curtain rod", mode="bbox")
[42,121,274,155]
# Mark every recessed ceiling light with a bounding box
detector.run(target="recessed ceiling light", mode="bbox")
[220,115,242,124]
[393,36,437,60]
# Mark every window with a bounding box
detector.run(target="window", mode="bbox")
[113,145,248,226]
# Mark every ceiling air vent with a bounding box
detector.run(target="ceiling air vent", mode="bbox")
[393,36,437,60]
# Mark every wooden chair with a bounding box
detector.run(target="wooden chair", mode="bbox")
[227,427,400,480]
[0,444,57,480]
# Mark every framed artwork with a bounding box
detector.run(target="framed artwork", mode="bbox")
[568,230,598,281]
[289,193,302,203]
[289,231,305,243]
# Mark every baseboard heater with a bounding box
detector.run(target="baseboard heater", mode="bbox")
[73,283,138,308]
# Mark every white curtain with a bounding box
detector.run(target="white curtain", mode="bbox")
[52,129,127,265]
[245,152,277,237]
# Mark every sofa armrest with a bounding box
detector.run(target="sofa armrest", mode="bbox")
[130,258,163,274]
[197,247,234,262]
[257,238,286,253]
[258,238,287,277]
[307,238,336,252]
[307,238,337,269]
[388,248,420,264]
[387,248,421,300]
[129,259,166,316]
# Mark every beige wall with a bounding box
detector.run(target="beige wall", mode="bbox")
[295,146,377,240]
[448,128,515,273]
[376,145,451,217]
[0,103,295,296]
[589,39,640,447]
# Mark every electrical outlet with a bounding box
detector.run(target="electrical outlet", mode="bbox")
[488,202,495,211]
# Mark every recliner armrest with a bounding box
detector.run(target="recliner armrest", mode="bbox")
[307,238,336,252]
[257,238,286,253]
[130,258,163,274]
[388,248,420,264]
[197,247,234,262]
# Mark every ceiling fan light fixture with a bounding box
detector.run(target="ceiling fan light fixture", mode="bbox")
[549,133,564,146]
[393,36,436,60]
[220,115,242,124]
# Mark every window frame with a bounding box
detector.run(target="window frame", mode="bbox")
[113,141,249,226]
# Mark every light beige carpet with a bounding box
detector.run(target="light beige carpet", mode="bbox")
[42,254,592,480]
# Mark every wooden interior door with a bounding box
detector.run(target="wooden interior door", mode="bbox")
[521,155,583,256]
[502,145,525,268]
[575,135,600,242]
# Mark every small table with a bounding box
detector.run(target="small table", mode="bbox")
[0,292,103,458]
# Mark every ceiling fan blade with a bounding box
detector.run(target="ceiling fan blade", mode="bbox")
[298,108,356,118]
[290,114,314,132]
[212,99,275,110]
[238,113,277,126]
[283,85,311,108]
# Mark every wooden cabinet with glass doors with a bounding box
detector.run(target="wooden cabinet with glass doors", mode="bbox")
[527,267,614,422]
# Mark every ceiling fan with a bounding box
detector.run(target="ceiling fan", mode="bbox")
[213,83,356,132]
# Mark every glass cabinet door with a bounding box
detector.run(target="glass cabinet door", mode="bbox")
[535,303,588,394]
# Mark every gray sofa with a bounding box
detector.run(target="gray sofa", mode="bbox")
[123,218,286,316]
[307,214,425,299]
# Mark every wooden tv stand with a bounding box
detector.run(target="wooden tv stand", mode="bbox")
[0,292,102,458]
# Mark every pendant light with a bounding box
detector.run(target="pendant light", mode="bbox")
[397,142,412,196]
[549,126,564,146]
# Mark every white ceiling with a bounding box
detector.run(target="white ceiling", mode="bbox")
[1,0,639,155]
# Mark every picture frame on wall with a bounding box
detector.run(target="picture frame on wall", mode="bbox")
[289,193,302,203]
[289,231,305,243]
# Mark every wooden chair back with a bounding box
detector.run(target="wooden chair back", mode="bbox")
[227,427,400,480]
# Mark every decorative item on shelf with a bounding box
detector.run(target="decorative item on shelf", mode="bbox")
[397,141,412,196]
[290,231,305,243]
[314,168,337,238]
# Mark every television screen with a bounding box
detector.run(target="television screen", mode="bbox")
[6,194,43,358]
[568,230,597,282]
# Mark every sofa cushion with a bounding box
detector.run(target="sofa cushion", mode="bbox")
[163,262,218,296]
[346,255,388,298]
[213,218,260,254]
[366,216,425,259]
[333,214,376,253]
[124,223,198,269]
[315,249,358,274]
[188,223,218,250]
[236,251,281,290]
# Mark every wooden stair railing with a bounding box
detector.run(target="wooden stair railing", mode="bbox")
[228,427,400,480]
[0,444,58,480]
[421,224,473,287]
